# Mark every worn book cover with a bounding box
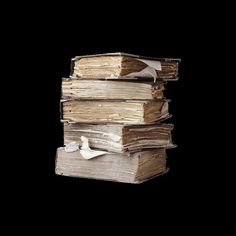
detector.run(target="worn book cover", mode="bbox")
[61,99,169,124]
[62,78,165,100]
[71,53,180,80]
[64,123,175,153]
[55,147,168,184]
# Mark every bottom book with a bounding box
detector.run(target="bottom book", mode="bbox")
[55,147,168,184]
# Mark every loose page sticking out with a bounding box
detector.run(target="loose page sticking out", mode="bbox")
[138,59,162,71]
[80,136,108,160]
[126,59,161,82]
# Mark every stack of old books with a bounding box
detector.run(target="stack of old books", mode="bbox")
[56,53,180,183]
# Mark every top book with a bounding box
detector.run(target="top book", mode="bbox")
[71,53,180,80]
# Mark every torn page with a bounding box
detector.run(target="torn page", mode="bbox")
[80,136,108,159]
[138,59,162,71]
[126,59,161,82]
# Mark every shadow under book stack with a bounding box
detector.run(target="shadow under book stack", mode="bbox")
[55,53,180,183]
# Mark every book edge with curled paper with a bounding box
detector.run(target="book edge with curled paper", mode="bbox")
[64,136,108,159]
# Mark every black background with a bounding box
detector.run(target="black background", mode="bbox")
[3,3,232,232]
[7,4,217,218]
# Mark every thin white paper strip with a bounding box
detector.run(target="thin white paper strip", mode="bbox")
[138,59,162,71]
[126,59,161,81]
[104,59,162,80]
[80,136,108,159]
[126,66,157,81]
